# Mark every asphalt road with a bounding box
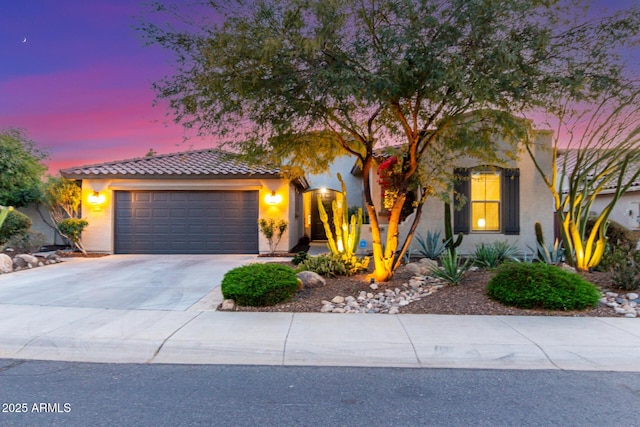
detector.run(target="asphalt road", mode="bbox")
[1,360,639,426]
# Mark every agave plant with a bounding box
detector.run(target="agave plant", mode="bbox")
[429,250,469,285]
[529,239,564,265]
[414,230,450,260]
[473,241,520,268]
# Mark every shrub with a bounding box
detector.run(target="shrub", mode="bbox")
[414,230,449,260]
[57,218,88,254]
[607,245,640,291]
[296,254,349,277]
[473,241,519,268]
[428,250,469,285]
[292,251,310,265]
[6,231,47,253]
[0,209,32,245]
[221,263,299,306]
[487,263,600,310]
[258,218,288,254]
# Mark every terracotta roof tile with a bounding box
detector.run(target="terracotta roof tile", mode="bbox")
[61,149,280,178]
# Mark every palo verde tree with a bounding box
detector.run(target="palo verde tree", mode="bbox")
[525,86,640,272]
[0,128,47,208]
[141,0,640,281]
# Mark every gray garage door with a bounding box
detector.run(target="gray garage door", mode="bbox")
[114,190,259,254]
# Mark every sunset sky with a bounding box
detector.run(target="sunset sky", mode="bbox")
[1,0,637,175]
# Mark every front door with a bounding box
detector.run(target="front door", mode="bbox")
[310,189,336,241]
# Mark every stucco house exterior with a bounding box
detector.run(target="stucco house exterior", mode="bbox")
[558,149,640,233]
[60,149,307,255]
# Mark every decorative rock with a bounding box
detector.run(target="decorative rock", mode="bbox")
[296,271,327,289]
[16,254,38,267]
[12,256,27,269]
[331,296,345,304]
[221,299,236,310]
[418,258,438,270]
[627,293,639,300]
[47,253,61,262]
[370,283,378,290]
[0,254,12,274]
[403,263,422,275]
[321,304,334,313]
[388,307,400,315]
[560,263,576,273]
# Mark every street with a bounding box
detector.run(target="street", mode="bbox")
[1,360,639,426]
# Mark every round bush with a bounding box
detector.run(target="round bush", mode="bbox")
[221,263,299,306]
[487,262,600,310]
[0,209,32,245]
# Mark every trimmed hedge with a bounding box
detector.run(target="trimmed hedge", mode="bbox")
[221,263,299,306]
[487,262,600,311]
[0,209,32,245]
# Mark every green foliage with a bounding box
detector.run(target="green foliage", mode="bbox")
[428,250,469,286]
[487,263,600,310]
[443,202,463,256]
[57,218,88,254]
[473,241,520,269]
[292,251,310,266]
[0,129,47,207]
[530,240,565,265]
[43,176,82,223]
[221,263,299,306]
[258,218,288,255]
[296,254,350,277]
[0,205,12,230]
[603,243,640,291]
[414,230,449,260]
[141,0,640,280]
[0,209,32,246]
[6,231,46,253]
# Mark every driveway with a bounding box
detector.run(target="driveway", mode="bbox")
[0,255,256,311]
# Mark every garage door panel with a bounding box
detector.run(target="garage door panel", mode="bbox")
[115,190,258,254]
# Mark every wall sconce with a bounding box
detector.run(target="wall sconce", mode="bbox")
[265,191,282,205]
[88,191,105,205]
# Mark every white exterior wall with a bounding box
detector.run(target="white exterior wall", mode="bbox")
[79,177,294,254]
[590,191,640,231]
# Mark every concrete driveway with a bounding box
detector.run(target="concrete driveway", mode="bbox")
[0,255,256,311]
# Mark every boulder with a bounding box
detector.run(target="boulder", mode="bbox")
[221,299,236,310]
[418,258,438,271]
[296,271,326,289]
[16,254,39,267]
[12,256,28,269]
[0,254,13,274]
[403,263,422,275]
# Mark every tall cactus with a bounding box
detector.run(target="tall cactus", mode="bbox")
[317,173,362,258]
[444,202,463,255]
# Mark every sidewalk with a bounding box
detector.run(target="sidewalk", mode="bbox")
[1,303,639,371]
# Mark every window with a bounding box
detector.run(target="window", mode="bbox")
[471,171,501,232]
[453,167,520,235]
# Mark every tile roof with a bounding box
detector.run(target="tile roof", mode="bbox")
[557,149,640,193]
[61,149,281,178]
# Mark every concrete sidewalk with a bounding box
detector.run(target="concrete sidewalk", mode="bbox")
[1,303,639,371]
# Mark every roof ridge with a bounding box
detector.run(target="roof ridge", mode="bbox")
[60,148,224,171]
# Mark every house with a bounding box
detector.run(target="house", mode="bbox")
[300,125,556,257]
[59,118,554,256]
[558,149,640,232]
[60,150,307,255]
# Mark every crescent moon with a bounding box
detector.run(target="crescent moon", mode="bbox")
[22,37,27,43]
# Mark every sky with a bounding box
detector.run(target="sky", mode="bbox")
[1,0,638,175]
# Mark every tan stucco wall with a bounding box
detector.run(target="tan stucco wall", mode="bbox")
[590,191,640,231]
[402,130,555,256]
[79,177,294,254]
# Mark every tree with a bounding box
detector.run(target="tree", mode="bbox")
[524,86,640,272]
[0,128,47,207]
[42,176,87,254]
[141,0,640,281]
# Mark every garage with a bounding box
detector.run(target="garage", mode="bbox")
[114,190,259,254]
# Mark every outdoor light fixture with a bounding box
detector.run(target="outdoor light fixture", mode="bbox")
[88,191,105,205]
[265,191,282,205]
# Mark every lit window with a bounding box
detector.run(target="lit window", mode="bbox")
[471,171,500,232]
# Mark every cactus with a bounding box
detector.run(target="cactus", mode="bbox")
[443,202,463,255]
[0,206,13,230]
[317,173,363,259]
[534,221,545,260]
